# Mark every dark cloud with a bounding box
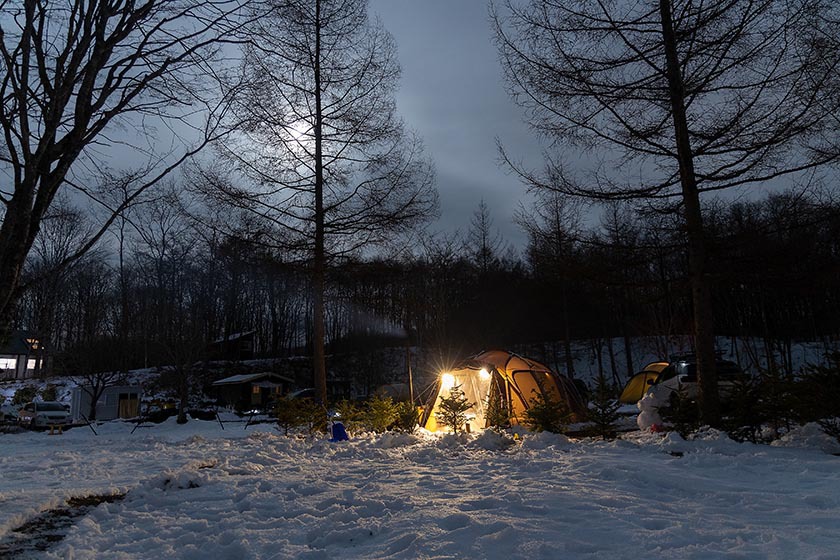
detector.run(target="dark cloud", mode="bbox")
[372,0,543,250]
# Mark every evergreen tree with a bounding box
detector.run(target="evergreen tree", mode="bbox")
[524,390,570,434]
[276,399,324,436]
[393,401,420,433]
[659,387,700,438]
[795,353,840,423]
[723,375,764,443]
[363,394,397,433]
[334,399,364,434]
[755,368,797,438]
[588,372,620,440]
[437,385,474,434]
[485,388,511,431]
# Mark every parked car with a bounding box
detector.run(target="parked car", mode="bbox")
[648,356,745,402]
[17,401,71,428]
[0,402,18,423]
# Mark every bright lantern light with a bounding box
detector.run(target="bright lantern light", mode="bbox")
[441,373,456,389]
[479,368,490,380]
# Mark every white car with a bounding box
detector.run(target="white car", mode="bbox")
[17,401,71,428]
[648,358,744,403]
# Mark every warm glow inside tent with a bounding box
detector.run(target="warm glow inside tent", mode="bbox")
[618,361,670,404]
[421,350,586,432]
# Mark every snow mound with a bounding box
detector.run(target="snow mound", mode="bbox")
[519,431,571,451]
[772,422,840,454]
[139,468,212,495]
[370,432,421,449]
[467,429,518,451]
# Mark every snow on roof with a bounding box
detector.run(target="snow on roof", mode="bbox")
[210,330,257,344]
[212,372,293,386]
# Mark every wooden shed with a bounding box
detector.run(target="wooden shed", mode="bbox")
[212,372,294,411]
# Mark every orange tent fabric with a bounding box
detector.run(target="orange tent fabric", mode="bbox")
[422,350,587,432]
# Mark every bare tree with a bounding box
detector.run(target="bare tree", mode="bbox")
[0,0,252,337]
[22,196,93,377]
[197,0,438,403]
[494,0,840,424]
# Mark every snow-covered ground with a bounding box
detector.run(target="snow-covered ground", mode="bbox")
[2,419,839,559]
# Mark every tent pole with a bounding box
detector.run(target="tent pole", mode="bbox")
[407,345,414,405]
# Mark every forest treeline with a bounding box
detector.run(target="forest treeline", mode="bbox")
[14,186,840,381]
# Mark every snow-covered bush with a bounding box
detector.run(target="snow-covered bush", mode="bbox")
[12,385,38,405]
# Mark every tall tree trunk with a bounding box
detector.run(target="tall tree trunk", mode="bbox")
[605,331,619,387]
[312,0,328,405]
[0,193,35,339]
[118,215,130,372]
[659,0,720,426]
[177,369,189,424]
[622,319,634,380]
[561,280,575,377]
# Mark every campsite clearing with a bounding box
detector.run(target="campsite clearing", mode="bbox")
[1,419,839,559]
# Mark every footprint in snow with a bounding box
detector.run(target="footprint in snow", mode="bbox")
[438,513,471,530]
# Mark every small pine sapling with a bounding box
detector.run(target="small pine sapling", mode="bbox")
[484,389,511,431]
[797,353,840,444]
[13,385,38,405]
[334,399,363,434]
[363,394,397,433]
[723,375,764,443]
[524,390,570,434]
[795,354,840,423]
[436,385,474,434]
[41,384,58,402]
[276,399,307,436]
[393,400,420,433]
[588,372,621,440]
[659,387,700,438]
[755,367,797,439]
[300,399,327,434]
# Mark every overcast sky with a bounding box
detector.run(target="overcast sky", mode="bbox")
[370,0,543,250]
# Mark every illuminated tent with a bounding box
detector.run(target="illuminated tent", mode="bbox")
[618,361,669,404]
[421,350,587,432]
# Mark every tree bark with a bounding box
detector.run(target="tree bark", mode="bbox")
[312,0,328,405]
[659,0,720,426]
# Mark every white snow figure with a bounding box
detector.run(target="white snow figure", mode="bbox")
[637,391,665,431]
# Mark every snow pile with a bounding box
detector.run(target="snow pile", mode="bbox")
[1,421,840,559]
[772,422,840,455]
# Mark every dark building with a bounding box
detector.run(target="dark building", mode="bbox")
[0,331,45,380]
[212,372,294,411]
[208,330,256,361]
